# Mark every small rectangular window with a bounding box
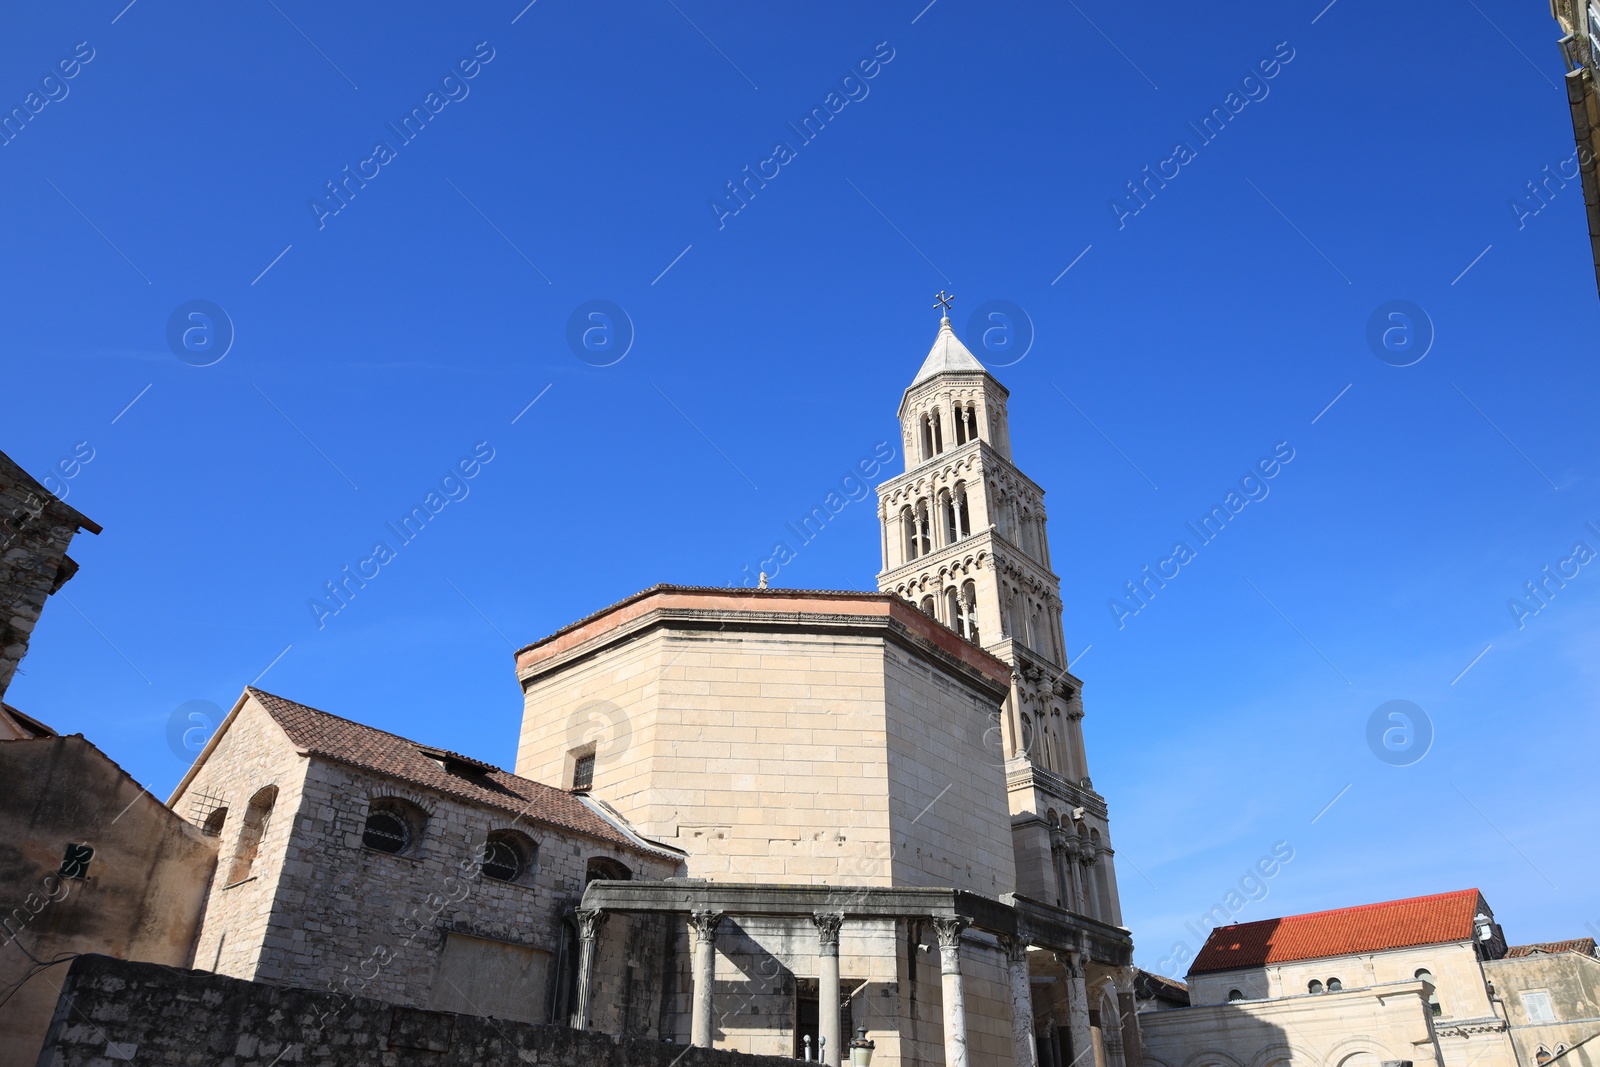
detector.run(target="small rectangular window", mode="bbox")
[572,754,595,791]
[1523,991,1555,1023]
[59,843,94,880]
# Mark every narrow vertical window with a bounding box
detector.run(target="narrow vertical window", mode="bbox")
[572,753,595,791]
[228,785,278,884]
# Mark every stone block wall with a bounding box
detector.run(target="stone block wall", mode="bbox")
[175,696,314,980]
[0,450,95,702]
[173,693,679,1034]
[37,953,803,1067]
[883,644,1014,897]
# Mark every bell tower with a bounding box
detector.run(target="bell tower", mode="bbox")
[875,297,1125,927]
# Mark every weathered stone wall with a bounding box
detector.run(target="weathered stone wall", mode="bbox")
[173,692,680,1034]
[0,449,95,703]
[1485,951,1600,1067]
[37,953,803,1067]
[0,735,216,1065]
[173,695,313,981]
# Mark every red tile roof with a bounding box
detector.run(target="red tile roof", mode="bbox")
[1505,939,1596,958]
[246,687,638,849]
[1190,889,1484,975]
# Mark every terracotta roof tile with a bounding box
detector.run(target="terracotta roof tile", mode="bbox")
[1505,939,1597,957]
[246,687,635,849]
[1190,889,1483,975]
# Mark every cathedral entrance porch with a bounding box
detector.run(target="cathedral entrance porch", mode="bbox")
[579,880,1140,1067]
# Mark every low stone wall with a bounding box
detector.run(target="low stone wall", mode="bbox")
[38,954,802,1067]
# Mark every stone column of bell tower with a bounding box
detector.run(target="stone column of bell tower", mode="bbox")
[874,309,1124,928]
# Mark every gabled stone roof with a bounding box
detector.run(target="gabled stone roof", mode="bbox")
[245,687,636,848]
[1190,889,1483,975]
[910,317,987,386]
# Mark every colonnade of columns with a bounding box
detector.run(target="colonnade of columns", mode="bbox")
[570,903,1139,1067]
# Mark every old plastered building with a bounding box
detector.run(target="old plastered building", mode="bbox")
[1141,889,1600,1067]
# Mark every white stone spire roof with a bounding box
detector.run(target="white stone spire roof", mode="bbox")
[911,316,987,386]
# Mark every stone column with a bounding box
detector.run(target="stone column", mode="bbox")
[880,503,890,570]
[1077,854,1098,921]
[1050,840,1069,909]
[932,918,970,1067]
[814,913,844,1066]
[688,910,723,1048]
[1058,951,1093,1067]
[1116,968,1143,1067]
[573,908,608,1029]
[999,935,1038,1067]
[1065,702,1088,782]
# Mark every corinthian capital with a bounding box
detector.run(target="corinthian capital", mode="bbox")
[575,908,609,940]
[811,911,844,948]
[688,909,723,943]
[930,916,969,949]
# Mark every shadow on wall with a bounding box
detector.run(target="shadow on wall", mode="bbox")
[1142,1001,1304,1067]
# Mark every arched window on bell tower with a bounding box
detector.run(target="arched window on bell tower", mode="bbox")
[954,482,971,538]
[915,499,931,556]
[900,506,917,562]
[940,490,957,544]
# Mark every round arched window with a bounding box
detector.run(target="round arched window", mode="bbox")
[1327,977,1343,992]
[1227,989,1245,1003]
[363,809,409,854]
[481,834,526,882]
[1308,980,1324,994]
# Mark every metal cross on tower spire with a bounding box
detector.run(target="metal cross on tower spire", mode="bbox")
[933,290,954,319]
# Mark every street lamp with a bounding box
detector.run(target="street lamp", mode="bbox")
[849,1027,875,1067]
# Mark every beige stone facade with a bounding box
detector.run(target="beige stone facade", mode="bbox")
[1144,890,1600,1067]
[514,587,1017,895]
[169,689,682,1034]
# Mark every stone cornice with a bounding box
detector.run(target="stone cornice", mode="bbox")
[515,593,1011,700]
[876,438,1045,502]
[577,879,1135,965]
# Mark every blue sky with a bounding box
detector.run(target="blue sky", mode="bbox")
[4,0,1596,975]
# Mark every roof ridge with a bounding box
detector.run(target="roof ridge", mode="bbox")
[1211,889,1481,932]
[242,687,649,851]
[246,686,504,771]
